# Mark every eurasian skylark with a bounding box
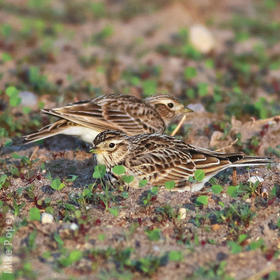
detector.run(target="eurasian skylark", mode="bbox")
[92,130,271,192]
[24,94,192,143]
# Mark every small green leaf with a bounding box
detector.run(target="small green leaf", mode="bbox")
[248,239,264,250]
[0,174,8,189]
[42,251,51,259]
[186,88,195,99]
[109,207,119,217]
[205,58,214,68]
[98,233,105,241]
[82,188,91,197]
[54,232,64,248]
[28,230,37,250]
[66,175,78,182]
[228,241,242,254]
[184,66,197,80]
[196,195,208,205]
[122,191,129,199]
[238,234,247,243]
[6,86,17,96]
[112,165,126,175]
[122,175,134,184]
[92,164,106,178]
[194,170,205,182]
[69,250,82,263]
[146,228,161,241]
[6,86,21,107]
[211,184,222,194]
[165,181,175,190]
[198,82,208,96]
[59,250,82,266]
[50,178,65,191]
[29,207,40,221]
[139,179,148,187]
[227,186,238,197]
[151,186,159,194]
[22,107,31,114]
[2,52,12,62]
[169,251,183,262]
[142,79,157,96]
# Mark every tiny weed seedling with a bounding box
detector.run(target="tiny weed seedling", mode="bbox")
[58,249,83,267]
[50,177,65,191]
[145,228,161,241]
[228,233,248,254]
[29,207,41,221]
[210,201,255,233]
[91,164,130,214]
[189,261,234,280]
[141,186,158,206]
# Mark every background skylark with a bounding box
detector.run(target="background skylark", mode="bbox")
[24,94,192,143]
[92,130,272,192]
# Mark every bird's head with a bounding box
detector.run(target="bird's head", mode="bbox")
[145,95,193,125]
[92,130,130,167]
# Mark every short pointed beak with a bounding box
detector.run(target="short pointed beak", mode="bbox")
[184,106,194,114]
[90,146,102,154]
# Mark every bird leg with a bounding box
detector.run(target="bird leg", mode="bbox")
[232,167,237,186]
[171,114,186,136]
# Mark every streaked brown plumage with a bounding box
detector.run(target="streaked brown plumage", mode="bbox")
[92,130,272,192]
[24,94,192,143]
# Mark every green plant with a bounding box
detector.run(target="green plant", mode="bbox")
[141,186,158,206]
[50,177,65,191]
[59,250,83,267]
[196,195,208,206]
[145,228,161,241]
[189,261,233,280]
[29,207,40,221]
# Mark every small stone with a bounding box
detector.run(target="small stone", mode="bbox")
[153,246,160,252]
[19,91,38,108]
[188,103,206,113]
[69,223,78,231]
[41,213,54,224]
[216,252,228,261]
[190,24,215,54]
[212,224,221,231]
[247,176,264,184]
[178,208,187,219]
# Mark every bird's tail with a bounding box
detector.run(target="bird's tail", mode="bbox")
[230,156,273,167]
[23,119,69,144]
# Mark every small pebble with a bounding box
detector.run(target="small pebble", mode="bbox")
[70,223,79,231]
[247,176,264,184]
[153,246,160,252]
[178,208,187,219]
[19,91,38,108]
[41,213,54,224]
[190,24,215,54]
[188,103,206,113]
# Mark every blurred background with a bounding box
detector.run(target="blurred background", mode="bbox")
[0,0,280,145]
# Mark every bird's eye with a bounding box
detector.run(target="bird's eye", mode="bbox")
[168,103,174,108]
[109,143,115,148]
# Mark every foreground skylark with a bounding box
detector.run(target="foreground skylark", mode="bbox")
[92,130,271,192]
[24,94,192,143]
